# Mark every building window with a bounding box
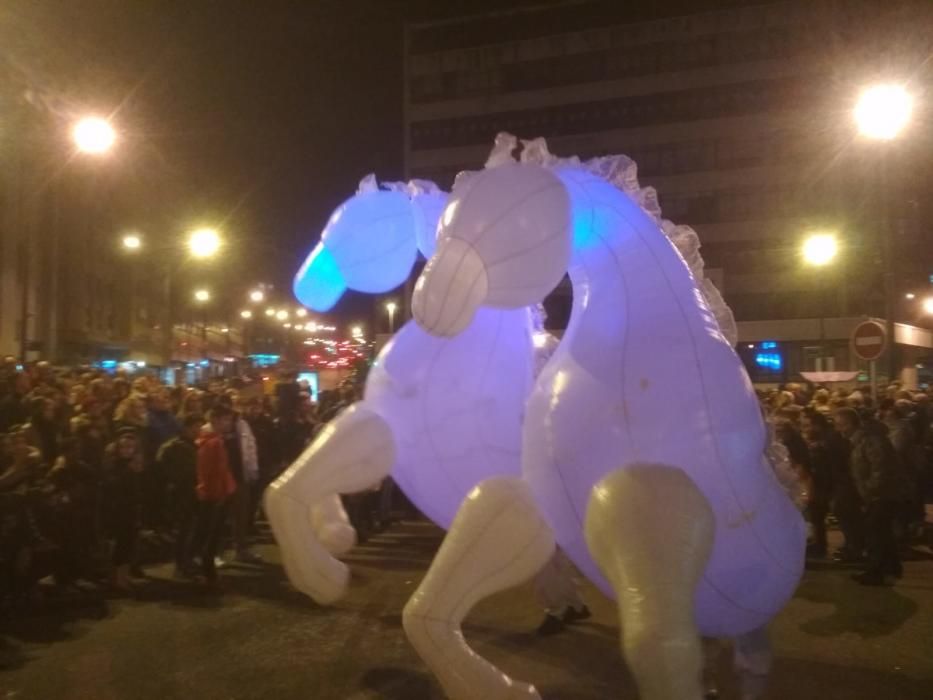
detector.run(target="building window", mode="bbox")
[409,77,817,151]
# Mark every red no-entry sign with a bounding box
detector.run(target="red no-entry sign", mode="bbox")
[851,320,887,362]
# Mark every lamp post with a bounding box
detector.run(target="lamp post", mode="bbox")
[385,300,398,333]
[120,232,144,357]
[802,232,839,371]
[117,227,223,369]
[194,289,211,363]
[18,116,117,363]
[855,83,913,384]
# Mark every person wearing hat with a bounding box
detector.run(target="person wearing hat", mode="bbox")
[834,407,910,585]
[100,427,144,592]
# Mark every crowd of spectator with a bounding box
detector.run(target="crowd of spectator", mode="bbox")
[5,351,928,620]
[0,357,384,614]
[763,382,933,585]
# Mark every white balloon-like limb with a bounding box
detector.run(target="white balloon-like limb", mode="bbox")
[267,176,536,604]
[411,154,805,698]
[404,476,553,700]
[267,404,395,603]
[310,494,357,556]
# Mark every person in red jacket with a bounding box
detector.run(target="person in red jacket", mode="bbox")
[192,406,237,585]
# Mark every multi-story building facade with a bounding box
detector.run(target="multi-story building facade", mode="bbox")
[403,0,933,385]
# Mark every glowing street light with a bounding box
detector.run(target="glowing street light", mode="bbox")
[249,289,265,303]
[385,300,398,333]
[276,310,289,321]
[194,289,210,303]
[265,307,276,317]
[923,296,933,315]
[283,323,292,329]
[188,228,222,259]
[122,233,142,251]
[855,84,913,141]
[296,308,308,318]
[72,117,116,155]
[240,309,253,319]
[351,325,363,339]
[802,233,839,267]
[905,293,916,300]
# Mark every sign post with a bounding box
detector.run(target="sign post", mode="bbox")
[851,320,887,400]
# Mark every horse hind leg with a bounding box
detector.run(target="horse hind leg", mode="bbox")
[585,463,715,700]
[403,476,555,700]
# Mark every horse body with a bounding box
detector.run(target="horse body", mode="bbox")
[525,167,804,636]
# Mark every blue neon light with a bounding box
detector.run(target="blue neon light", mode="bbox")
[755,353,782,371]
[760,341,777,350]
[250,353,280,368]
[199,360,209,368]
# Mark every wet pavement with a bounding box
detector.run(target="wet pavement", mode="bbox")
[1,520,932,699]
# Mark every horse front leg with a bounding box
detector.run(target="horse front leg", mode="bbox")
[265,403,394,604]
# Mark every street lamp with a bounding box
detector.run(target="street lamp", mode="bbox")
[802,232,839,372]
[122,233,142,251]
[923,297,933,315]
[188,228,222,259]
[276,310,289,321]
[905,293,916,300]
[296,308,308,318]
[265,307,275,317]
[855,83,912,385]
[240,309,253,319]
[385,300,398,333]
[855,84,913,141]
[72,117,116,155]
[249,289,265,303]
[801,233,838,267]
[194,289,210,303]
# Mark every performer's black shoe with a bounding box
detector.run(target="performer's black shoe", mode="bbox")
[536,613,566,636]
[851,571,885,586]
[562,605,591,624]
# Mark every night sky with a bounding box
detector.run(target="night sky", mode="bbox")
[3,0,546,322]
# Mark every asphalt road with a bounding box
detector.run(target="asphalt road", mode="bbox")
[2,521,931,700]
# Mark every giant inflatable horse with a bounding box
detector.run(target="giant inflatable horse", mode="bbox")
[405,141,806,699]
[265,175,536,603]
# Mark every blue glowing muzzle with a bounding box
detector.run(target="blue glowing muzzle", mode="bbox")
[293,243,348,312]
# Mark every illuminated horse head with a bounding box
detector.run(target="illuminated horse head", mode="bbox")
[294,175,446,311]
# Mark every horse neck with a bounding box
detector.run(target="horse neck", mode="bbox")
[561,210,691,362]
